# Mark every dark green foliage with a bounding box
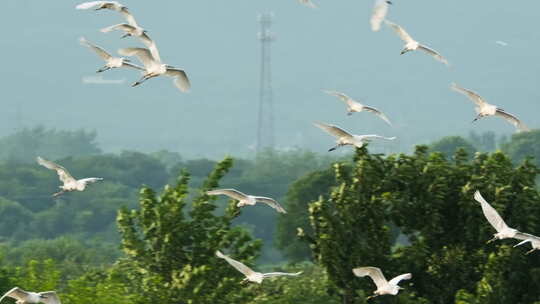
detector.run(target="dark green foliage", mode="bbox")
[429,136,477,160]
[502,129,540,167]
[303,146,540,304]
[116,157,261,304]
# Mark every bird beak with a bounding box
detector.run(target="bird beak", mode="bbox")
[386,0,393,4]
[400,49,408,55]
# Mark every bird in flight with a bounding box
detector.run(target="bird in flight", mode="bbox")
[384,20,449,66]
[216,250,301,284]
[514,235,540,255]
[314,122,395,151]
[79,37,143,73]
[474,190,531,243]
[323,90,392,125]
[37,157,103,197]
[0,287,61,304]
[451,83,529,132]
[371,0,391,32]
[353,267,411,300]
[206,189,286,213]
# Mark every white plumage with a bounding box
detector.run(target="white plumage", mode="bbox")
[37,157,103,197]
[323,90,392,125]
[371,0,390,32]
[79,37,143,73]
[451,83,529,132]
[314,122,395,152]
[353,267,411,300]
[0,287,61,304]
[514,234,540,255]
[385,20,449,66]
[216,250,301,284]
[206,189,286,213]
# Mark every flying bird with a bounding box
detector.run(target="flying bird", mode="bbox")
[384,20,449,66]
[371,0,390,31]
[314,122,395,151]
[118,47,190,92]
[323,90,392,125]
[298,0,318,8]
[206,189,286,213]
[216,250,301,284]
[473,190,531,243]
[451,83,529,132]
[79,37,143,73]
[37,157,103,197]
[514,235,540,255]
[0,287,61,304]
[352,267,411,300]
[76,1,138,28]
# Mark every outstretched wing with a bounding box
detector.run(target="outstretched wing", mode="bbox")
[101,23,135,34]
[207,189,248,201]
[371,0,389,32]
[358,135,396,141]
[37,157,76,184]
[323,90,350,103]
[165,68,191,92]
[122,62,145,71]
[363,105,392,126]
[75,1,107,10]
[216,250,255,277]
[495,109,529,133]
[417,44,449,66]
[38,291,61,304]
[385,20,415,43]
[118,47,155,69]
[253,196,287,213]
[138,32,162,63]
[78,178,103,185]
[314,122,353,139]
[262,271,302,278]
[512,232,539,242]
[388,273,412,286]
[0,287,29,302]
[474,190,509,233]
[353,267,388,290]
[451,83,487,107]
[119,7,138,27]
[79,37,112,61]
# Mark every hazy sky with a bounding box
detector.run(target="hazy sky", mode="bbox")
[2,1,539,158]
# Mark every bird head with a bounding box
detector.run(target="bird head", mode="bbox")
[400,48,411,55]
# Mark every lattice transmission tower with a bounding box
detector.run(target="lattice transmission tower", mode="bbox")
[256,12,275,153]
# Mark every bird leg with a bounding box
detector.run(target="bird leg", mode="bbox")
[240,278,249,285]
[52,190,66,198]
[132,75,151,87]
[526,248,536,255]
[96,66,111,73]
[328,145,340,152]
[121,33,131,39]
[366,294,379,301]
[347,111,353,116]
[486,236,497,244]
[400,48,411,55]
[472,114,482,123]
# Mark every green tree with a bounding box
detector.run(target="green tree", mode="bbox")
[502,129,540,167]
[116,157,261,304]
[429,136,476,160]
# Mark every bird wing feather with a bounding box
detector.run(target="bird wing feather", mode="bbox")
[362,106,393,126]
[207,189,248,201]
[100,23,135,33]
[451,83,487,107]
[358,135,396,141]
[352,267,388,290]
[216,250,255,277]
[417,44,449,66]
[262,271,302,278]
[474,190,509,233]
[388,273,412,286]
[39,291,61,304]
[118,47,155,69]
[165,68,191,92]
[0,287,29,303]
[78,178,103,185]
[495,109,529,132]
[371,0,389,32]
[119,7,138,27]
[79,37,112,61]
[138,32,162,63]
[122,62,145,71]
[37,157,76,184]
[75,1,107,9]
[385,20,415,43]
[253,196,287,213]
[314,122,353,139]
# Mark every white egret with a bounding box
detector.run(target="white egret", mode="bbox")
[79,37,143,73]
[37,157,103,197]
[514,234,540,255]
[451,83,529,132]
[384,20,449,66]
[323,90,392,125]
[314,122,395,151]
[216,250,301,284]
[474,190,530,243]
[298,0,318,9]
[0,287,61,304]
[206,189,286,213]
[76,1,139,29]
[118,47,190,92]
[371,0,392,32]
[352,267,411,300]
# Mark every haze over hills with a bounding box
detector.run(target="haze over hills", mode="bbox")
[1,0,539,158]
